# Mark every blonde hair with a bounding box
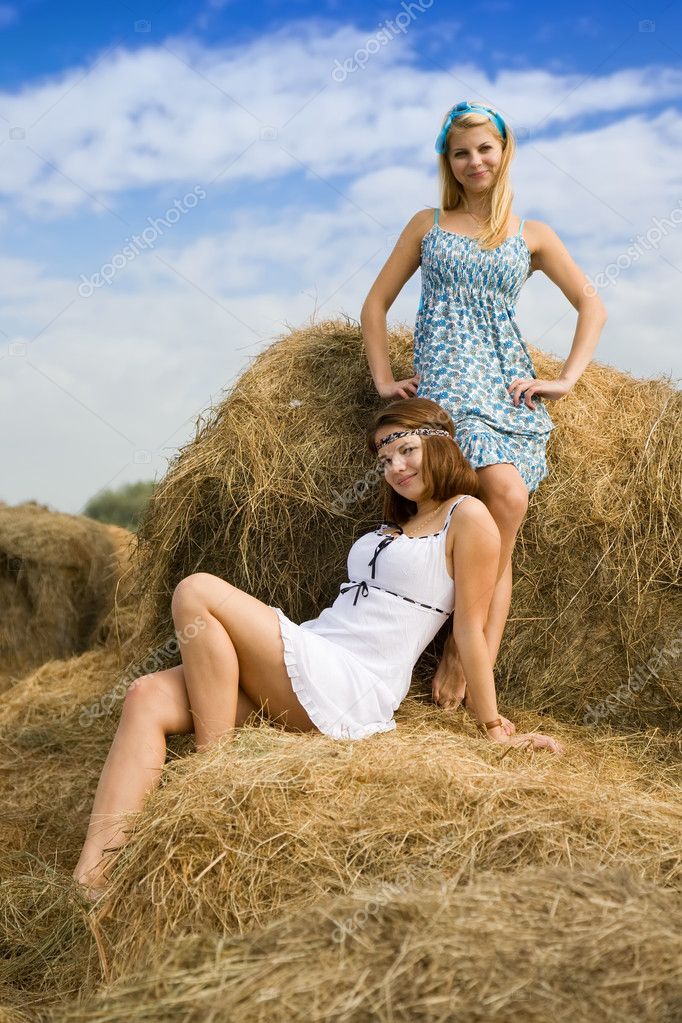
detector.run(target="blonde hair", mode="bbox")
[437,110,517,250]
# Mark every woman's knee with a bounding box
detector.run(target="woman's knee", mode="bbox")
[122,671,193,735]
[479,476,528,527]
[172,572,224,616]
[122,673,158,717]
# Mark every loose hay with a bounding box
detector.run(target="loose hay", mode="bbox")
[1,710,680,1013]
[1,319,680,1019]
[34,712,677,983]
[128,319,682,732]
[0,503,137,692]
[47,865,682,1023]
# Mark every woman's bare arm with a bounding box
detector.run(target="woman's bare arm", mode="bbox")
[509,221,608,409]
[360,208,433,398]
[449,499,565,753]
[449,499,502,726]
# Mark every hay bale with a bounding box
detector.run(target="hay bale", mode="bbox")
[46,866,682,1023]
[128,319,681,732]
[0,853,95,1010]
[0,664,679,1008]
[35,711,675,981]
[0,504,137,690]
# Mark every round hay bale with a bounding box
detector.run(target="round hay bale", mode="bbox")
[47,866,682,1023]
[0,504,137,690]
[128,319,681,733]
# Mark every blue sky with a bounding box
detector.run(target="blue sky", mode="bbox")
[1,0,679,83]
[1,0,681,513]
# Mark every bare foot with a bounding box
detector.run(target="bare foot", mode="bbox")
[431,638,516,737]
[73,853,115,905]
[431,636,467,710]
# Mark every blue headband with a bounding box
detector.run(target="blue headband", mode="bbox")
[435,102,507,154]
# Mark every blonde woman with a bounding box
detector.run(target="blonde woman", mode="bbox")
[361,100,607,712]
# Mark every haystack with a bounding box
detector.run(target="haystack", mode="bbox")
[0,503,137,691]
[0,319,679,1019]
[47,866,682,1023]
[69,715,682,978]
[129,319,681,732]
[1,702,678,1000]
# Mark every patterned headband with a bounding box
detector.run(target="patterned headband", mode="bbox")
[435,101,507,154]
[375,427,454,453]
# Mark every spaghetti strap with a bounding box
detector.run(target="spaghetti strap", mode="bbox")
[518,218,526,237]
[443,494,472,528]
[434,207,440,225]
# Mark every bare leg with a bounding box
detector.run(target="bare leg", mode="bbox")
[474,463,528,672]
[73,574,318,896]
[72,666,258,896]
[170,574,318,747]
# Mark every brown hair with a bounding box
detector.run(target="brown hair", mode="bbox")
[436,109,517,250]
[367,398,480,526]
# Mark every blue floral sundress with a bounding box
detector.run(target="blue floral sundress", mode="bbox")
[413,208,555,492]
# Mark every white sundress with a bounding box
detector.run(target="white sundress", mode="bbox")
[272,495,472,740]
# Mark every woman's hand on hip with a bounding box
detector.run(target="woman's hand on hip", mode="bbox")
[507,377,571,408]
[377,373,420,400]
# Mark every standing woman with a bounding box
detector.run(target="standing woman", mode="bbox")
[360,100,608,710]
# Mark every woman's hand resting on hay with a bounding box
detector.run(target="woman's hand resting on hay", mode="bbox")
[485,726,565,755]
[376,373,420,400]
[507,376,572,409]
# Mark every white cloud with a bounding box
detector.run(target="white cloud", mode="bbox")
[0,29,680,513]
[2,33,682,215]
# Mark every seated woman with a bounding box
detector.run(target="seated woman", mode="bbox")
[74,397,563,900]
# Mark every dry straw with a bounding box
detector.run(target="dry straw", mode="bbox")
[0,319,680,1018]
[48,865,682,1023]
[2,705,678,1003]
[129,319,681,732]
[0,503,136,692]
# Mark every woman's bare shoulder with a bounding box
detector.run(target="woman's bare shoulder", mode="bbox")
[444,496,499,580]
[401,207,437,242]
[446,495,500,542]
[523,218,553,260]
